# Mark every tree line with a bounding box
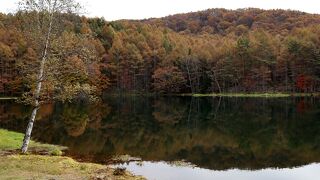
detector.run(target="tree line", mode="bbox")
[1,8,320,96]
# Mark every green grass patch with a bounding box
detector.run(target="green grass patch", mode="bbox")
[0,129,25,151]
[0,129,66,154]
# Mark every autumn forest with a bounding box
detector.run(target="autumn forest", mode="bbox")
[1,8,320,97]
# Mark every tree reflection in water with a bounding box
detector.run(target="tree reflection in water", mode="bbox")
[1,96,320,170]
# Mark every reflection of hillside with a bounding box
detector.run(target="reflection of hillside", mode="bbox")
[152,98,187,124]
[1,97,320,170]
[61,106,88,137]
[0,102,28,122]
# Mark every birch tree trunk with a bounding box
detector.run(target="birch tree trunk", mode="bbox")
[21,0,57,153]
[186,58,194,94]
[213,69,222,93]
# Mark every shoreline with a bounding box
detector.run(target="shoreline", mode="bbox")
[0,97,18,100]
[178,93,320,98]
[2,93,320,99]
[0,129,145,180]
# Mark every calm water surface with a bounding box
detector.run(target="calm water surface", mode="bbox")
[114,162,320,180]
[1,96,320,179]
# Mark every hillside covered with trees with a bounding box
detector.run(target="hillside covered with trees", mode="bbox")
[1,8,320,97]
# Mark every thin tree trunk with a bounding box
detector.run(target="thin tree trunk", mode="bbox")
[21,0,56,153]
[213,69,221,93]
[186,59,194,94]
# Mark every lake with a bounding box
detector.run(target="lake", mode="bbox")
[1,96,320,180]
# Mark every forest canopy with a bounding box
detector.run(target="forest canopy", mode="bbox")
[1,8,320,97]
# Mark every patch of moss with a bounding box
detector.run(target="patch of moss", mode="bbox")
[49,149,63,156]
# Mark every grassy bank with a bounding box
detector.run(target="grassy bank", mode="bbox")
[3,93,319,100]
[0,97,18,100]
[104,92,320,98]
[0,129,65,155]
[0,129,144,180]
[179,93,320,98]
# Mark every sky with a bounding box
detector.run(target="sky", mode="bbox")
[0,0,319,21]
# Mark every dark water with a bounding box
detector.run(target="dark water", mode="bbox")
[1,96,320,180]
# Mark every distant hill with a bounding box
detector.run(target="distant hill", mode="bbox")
[140,8,320,35]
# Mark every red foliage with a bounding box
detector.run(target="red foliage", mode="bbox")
[296,74,312,92]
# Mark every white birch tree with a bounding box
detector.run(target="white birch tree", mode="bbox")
[18,0,83,153]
